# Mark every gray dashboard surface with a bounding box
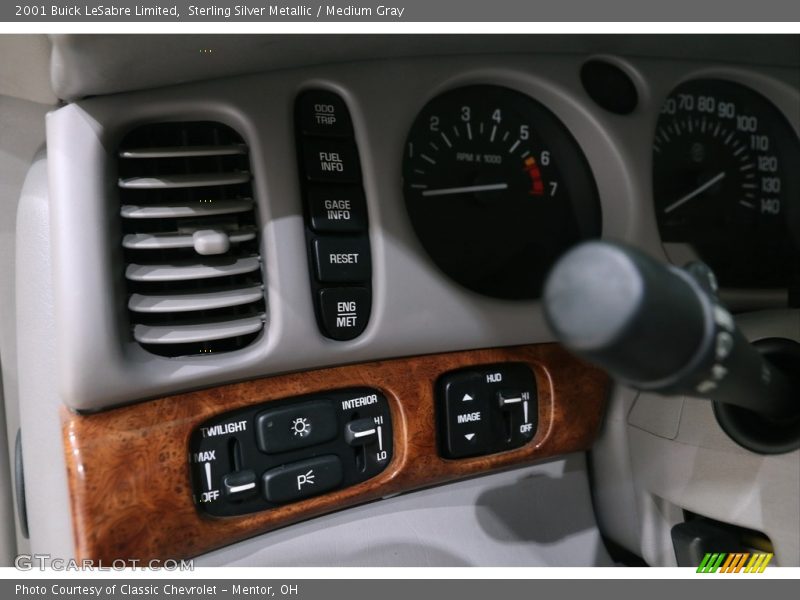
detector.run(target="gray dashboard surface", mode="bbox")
[0,92,51,563]
[49,34,800,101]
[46,49,800,412]
[197,455,613,567]
[0,36,54,104]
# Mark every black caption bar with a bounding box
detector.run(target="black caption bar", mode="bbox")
[4,0,800,21]
[4,579,796,600]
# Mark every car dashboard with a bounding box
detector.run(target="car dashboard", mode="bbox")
[2,34,799,568]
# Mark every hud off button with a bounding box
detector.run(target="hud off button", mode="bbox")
[318,287,370,340]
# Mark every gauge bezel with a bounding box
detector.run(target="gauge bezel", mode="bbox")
[652,77,800,291]
[402,83,602,300]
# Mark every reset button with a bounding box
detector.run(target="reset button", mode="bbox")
[313,237,371,283]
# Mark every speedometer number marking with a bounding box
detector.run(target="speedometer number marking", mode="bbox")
[653,79,800,289]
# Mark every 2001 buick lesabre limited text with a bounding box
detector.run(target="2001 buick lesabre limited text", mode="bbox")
[15,4,407,17]
[16,4,180,16]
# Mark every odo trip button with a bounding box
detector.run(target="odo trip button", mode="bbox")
[303,140,360,183]
[318,287,370,340]
[297,90,353,137]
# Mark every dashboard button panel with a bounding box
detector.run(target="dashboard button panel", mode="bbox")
[295,89,373,341]
[66,344,609,560]
[437,363,538,458]
[190,388,392,516]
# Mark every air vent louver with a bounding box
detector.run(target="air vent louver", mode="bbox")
[118,122,265,357]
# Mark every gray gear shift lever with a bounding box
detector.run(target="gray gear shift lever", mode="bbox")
[543,240,796,418]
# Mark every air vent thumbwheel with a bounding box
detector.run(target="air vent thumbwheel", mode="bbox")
[117,121,266,357]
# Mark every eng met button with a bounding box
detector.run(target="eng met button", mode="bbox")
[318,287,370,340]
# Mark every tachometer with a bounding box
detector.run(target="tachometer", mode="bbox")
[402,85,601,299]
[653,79,800,288]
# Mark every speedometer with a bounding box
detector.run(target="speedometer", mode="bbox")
[653,79,800,288]
[402,85,601,299]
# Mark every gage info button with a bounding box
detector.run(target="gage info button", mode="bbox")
[308,186,367,233]
[262,455,343,504]
[313,237,371,283]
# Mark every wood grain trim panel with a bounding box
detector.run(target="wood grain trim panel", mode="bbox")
[62,344,608,562]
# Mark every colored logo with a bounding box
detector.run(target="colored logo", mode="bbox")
[697,552,773,573]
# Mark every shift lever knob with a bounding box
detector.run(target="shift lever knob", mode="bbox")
[543,241,796,417]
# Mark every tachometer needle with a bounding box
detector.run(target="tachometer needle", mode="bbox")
[664,172,726,214]
[422,183,509,197]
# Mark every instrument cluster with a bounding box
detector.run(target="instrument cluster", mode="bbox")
[399,73,800,300]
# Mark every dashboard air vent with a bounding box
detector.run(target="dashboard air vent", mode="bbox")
[117,122,265,357]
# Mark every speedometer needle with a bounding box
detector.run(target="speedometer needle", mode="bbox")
[664,172,727,214]
[422,183,509,197]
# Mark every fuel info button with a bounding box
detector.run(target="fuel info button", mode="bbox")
[303,140,360,183]
[318,287,370,341]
